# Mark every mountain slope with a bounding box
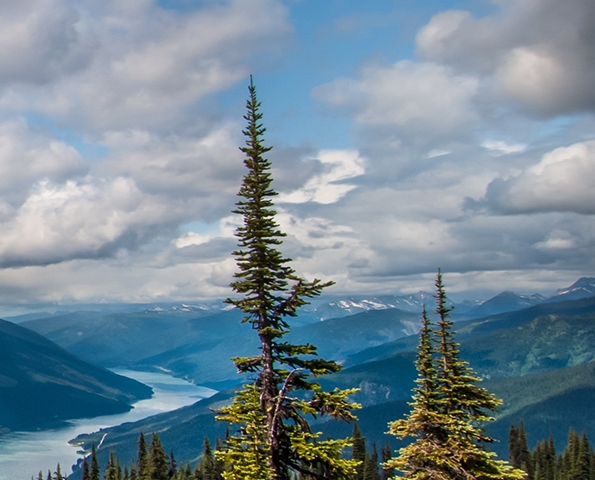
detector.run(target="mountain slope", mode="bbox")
[133,308,421,388]
[0,319,152,432]
[23,309,246,368]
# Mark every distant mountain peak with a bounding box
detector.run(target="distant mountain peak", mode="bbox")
[548,277,595,302]
[467,290,546,317]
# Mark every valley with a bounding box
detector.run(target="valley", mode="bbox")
[1,277,595,477]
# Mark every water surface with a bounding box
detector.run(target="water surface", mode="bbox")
[0,369,215,480]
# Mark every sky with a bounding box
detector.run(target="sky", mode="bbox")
[0,0,592,309]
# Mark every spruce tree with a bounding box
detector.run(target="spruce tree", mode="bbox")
[138,433,149,480]
[380,445,394,480]
[149,433,169,480]
[81,457,89,480]
[352,424,367,480]
[216,77,359,480]
[90,444,100,480]
[386,270,526,480]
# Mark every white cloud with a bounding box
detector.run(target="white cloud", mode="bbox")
[416,0,595,115]
[0,0,91,85]
[482,140,527,155]
[277,150,365,204]
[0,0,292,131]
[0,177,172,267]
[483,141,595,214]
[0,119,87,204]
[313,60,478,137]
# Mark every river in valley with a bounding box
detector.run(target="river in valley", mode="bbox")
[0,369,216,480]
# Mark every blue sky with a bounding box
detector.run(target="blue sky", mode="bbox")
[0,0,592,309]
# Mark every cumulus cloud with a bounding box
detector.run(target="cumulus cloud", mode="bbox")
[416,0,595,115]
[99,125,243,208]
[482,141,595,214]
[0,177,175,267]
[0,0,292,130]
[0,120,88,204]
[277,150,365,204]
[313,60,478,138]
[0,0,92,85]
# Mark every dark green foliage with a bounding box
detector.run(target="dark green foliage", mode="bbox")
[149,433,169,480]
[216,77,359,480]
[518,426,595,480]
[90,445,100,480]
[363,444,381,480]
[510,421,533,479]
[53,464,64,480]
[81,457,89,480]
[352,424,366,480]
[138,432,149,480]
[380,444,394,480]
[386,270,525,479]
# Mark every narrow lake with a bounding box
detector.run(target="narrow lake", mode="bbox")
[0,369,216,480]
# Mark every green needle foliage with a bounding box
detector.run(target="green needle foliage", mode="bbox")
[216,77,359,480]
[386,270,526,480]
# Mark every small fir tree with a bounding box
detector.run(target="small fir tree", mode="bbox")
[386,270,526,480]
[216,77,359,480]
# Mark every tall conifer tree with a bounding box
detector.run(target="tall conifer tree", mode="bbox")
[216,77,359,480]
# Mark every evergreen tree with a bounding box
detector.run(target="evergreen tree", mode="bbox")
[380,444,394,480]
[168,450,177,479]
[130,460,139,480]
[385,305,450,477]
[149,433,169,480]
[138,433,149,480]
[106,451,118,480]
[386,270,526,480]
[216,77,359,480]
[81,457,89,480]
[574,432,591,480]
[199,438,217,480]
[510,421,532,479]
[53,464,64,480]
[352,424,366,480]
[363,444,381,480]
[90,445,100,480]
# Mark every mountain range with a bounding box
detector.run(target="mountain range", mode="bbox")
[58,279,595,472]
[0,318,151,433]
[3,276,595,475]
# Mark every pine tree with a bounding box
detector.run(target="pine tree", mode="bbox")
[90,445,100,480]
[386,270,526,480]
[138,433,149,480]
[106,451,119,480]
[81,457,89,480]
[168,450,177,479]
[380,444,394,480]
[352,424,366,480]
[510,421,532,479]
[574,432,591,480]
[200,438,217,480]
[149,433,169,480]
[385,305,450,477]
[53,464,64,480]
[216,77,359,480]
[363,444,381,480]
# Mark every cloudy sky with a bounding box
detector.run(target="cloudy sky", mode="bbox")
[0,0,593,309]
